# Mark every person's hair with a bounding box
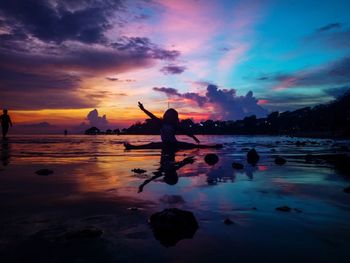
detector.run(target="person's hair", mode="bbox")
[163,108,179,125]
[164,172,179,185]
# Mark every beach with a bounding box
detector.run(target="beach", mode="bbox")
[1,135,350,263]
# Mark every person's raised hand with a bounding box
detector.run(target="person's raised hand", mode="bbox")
[138,102,145,111]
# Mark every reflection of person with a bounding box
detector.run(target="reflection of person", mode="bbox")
[138,148,194,193]
[1,140,10,166]
[0,109,13,139]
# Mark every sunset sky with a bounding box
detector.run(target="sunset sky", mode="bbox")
[1,0,350,130]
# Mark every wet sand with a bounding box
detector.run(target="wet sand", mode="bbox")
[0,135,350,262]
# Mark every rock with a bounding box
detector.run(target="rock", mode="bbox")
[232,162,244,169]
[344,186,350,193]
[35,169,54,176]
[294,208,303,213]
[64,226,103,240]
[204,153,219,166]
[131,168,147,174]
[276,206,291,212]
[149,208,198,247]
[275,156,287,165]
[247,148,259,165]
[223,218,235,225]
[251,207,257,210]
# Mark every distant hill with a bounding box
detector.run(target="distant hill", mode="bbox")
[123,92,350,137]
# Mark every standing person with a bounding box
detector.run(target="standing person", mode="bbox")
[0,109,13,139]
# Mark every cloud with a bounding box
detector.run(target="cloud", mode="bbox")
[153,87,207,106]
[317,23,343,32]
[154,84,268,120]
[306,24,350,49]
[324,86,350,98]
[86,109,108,128]
[270,56,350,90]
[0,0,122,44]
[160,64,186,74]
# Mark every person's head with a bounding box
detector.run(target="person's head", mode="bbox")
[163,108,179,125]
[164,171,179,185]
[3,109,8,114]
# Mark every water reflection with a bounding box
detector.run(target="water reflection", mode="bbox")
[1,139,10,166]
[138,148,195,192]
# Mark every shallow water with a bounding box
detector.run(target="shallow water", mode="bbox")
[1,135,350,262]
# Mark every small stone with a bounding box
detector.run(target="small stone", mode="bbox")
[131,168,147,174]
[247,148,260,165]
[223,218,235,225]
[204,153,219,166]
[276,206,291,212]
[232,162,244,169]
[35,169,54,176]
[275,156,287,165]
[344,186,350,193]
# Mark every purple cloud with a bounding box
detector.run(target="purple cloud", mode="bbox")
[154,84,268,120]
[160,64,186,75]
[87,109,108,129]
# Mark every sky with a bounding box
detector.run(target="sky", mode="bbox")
[0,0,350,131]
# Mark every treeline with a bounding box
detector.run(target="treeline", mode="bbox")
[122,92,350,137]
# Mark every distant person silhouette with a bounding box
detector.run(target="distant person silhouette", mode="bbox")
[64,129,68,136]
[0,109,13,139]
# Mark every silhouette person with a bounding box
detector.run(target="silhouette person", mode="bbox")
[125,102,202,150]
[0,109,13,139]
[138,148,195,193]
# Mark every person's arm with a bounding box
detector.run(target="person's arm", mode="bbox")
[174,156,195,170]
[9,116,13,127]
[138,102,160,121]
[138,172,163,193]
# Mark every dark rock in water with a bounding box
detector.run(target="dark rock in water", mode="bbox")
[294,208,303,213]
[276,206,291,212]
[344,187,350,193]
[270,148,276,152]
[232,162,244,169]
[223,218,235,225]
[35,169,54,176]
[251,207,258,210]
[275,156,287,165]
[204,153,219,166]
[131,168,147,174]
[149,208,198,247]
[64,226,103,240]
[247,148,259,165]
